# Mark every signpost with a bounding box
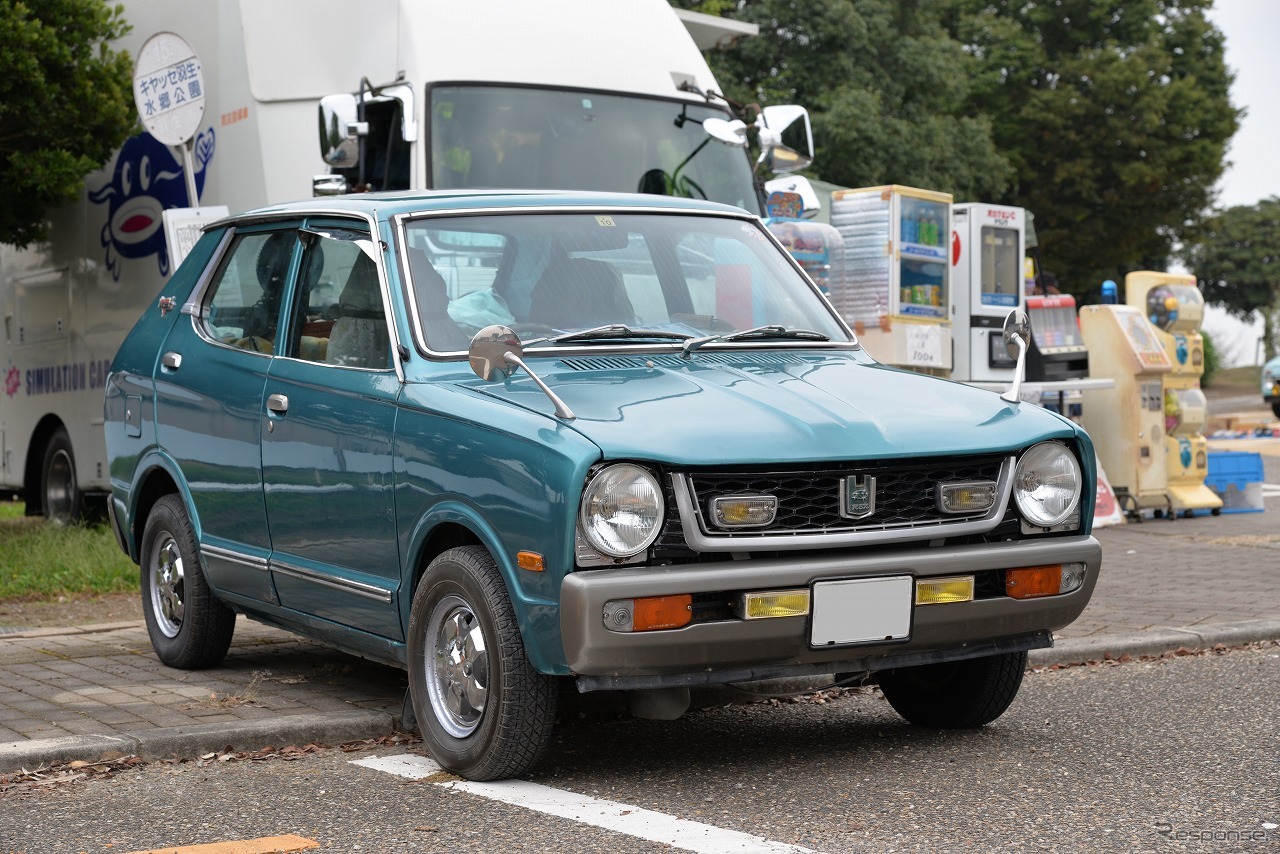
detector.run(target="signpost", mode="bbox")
[132,31,206,208]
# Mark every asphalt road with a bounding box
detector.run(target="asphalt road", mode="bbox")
[3,643,1276,853]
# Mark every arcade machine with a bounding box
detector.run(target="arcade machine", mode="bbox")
[1125,271,1221,515]
[1025,293,1091,413]
[949,203,1026,383]
[1078,304,1174,517]
[829,185,953,375]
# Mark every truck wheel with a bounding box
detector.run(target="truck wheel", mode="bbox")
[40,428,81,524]
[140,494,235,669]
[407,546,557,781]
[877,650,1027,728]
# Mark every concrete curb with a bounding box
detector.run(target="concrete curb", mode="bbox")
[0,709,397,774]
[3,619,1279,775]
[1030,618,1280,667]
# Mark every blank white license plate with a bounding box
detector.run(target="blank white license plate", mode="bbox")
[810,576,913,646]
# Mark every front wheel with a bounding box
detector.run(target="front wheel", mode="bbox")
[140,494,236,669]
[1271,402,1280,419]
[877,650,1027,728]
[407,546,557,781]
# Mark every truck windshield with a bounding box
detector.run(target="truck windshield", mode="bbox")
[429,85,762,215]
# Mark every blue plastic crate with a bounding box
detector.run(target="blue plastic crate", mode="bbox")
[1205,451,1265,513]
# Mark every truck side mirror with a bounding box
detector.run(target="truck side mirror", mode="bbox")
[756,105,813,174]
[318,93,361,167]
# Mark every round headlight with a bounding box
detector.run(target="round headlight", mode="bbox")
[1014,442,1083,527]
[579,464,664,558]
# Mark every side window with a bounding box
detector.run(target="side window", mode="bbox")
[285,228,390,370]
[202,231,296,354]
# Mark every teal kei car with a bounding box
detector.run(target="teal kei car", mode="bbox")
[105,190,1101,780]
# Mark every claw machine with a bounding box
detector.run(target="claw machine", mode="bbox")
[830,185,952,375]
[1125,271,1221,515]
[949,203,1026,382]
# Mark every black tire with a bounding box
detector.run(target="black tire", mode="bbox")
[407,546,557,781]
[39,427,82,524]
[140,494,235,669]
[1271,402,1280,419]
[877,650,1027,728]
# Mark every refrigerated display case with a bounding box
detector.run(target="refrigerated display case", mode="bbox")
[829,185,953,374]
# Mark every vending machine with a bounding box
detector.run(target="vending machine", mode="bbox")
[1125,271,1221,514]
[1078,305,1174,515]
[763,191,847,305]
[829,185,953,374]
[949,203,1026,382]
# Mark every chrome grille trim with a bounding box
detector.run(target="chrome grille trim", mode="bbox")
[670,456,1015,553]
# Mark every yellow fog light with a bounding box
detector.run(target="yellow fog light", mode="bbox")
[915,575,975,605]
[735,589,810,620]
[711,495,777,528]
[938,481,998,514]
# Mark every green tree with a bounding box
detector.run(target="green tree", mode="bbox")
[0,0,136,247]
[671,0,1015,200]
[1185,197,1280,359]
[942,0,1240,298]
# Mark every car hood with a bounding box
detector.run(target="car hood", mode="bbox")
[454,351,1079,465]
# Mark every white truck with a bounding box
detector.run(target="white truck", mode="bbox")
[0,0,813,520]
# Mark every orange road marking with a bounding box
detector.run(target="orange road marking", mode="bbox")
[123,834,319,854]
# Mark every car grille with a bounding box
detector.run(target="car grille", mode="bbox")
[684,455,1006,534]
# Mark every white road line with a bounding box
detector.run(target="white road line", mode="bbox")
[352,753,818,854]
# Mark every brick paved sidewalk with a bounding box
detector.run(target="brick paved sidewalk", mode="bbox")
[2,496,1277,771]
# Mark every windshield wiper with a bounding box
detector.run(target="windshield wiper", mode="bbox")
[550,324,694,345]
[680,325,829,359]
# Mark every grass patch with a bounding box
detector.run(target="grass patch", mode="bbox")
[0,503,136,600]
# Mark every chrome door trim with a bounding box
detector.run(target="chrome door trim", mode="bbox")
[270,560,394,604]
[201,544,269,572]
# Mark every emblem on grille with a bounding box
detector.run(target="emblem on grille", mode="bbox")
[840,475,876,520]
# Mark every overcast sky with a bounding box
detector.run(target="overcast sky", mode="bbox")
[1207,0,1280,210]
[1188,0,1277,363]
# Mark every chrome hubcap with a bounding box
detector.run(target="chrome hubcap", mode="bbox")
[150,536,185,638]
[45,449,74,523]
[425,595,489,738]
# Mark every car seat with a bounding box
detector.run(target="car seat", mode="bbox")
[326,255,390,368]
[526,257,634,330]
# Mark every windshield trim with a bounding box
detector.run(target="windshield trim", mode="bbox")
[391,205,858,362]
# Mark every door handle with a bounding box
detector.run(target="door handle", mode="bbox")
[267,393,289,414]
[161,351,182,370]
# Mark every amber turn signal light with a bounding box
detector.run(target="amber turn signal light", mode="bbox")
[1006,565,1062,599]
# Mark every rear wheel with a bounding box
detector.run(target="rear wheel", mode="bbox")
[877,650,1027,728]
[140,494,236,669]
[39,428,81,524]
[407,546,557,781]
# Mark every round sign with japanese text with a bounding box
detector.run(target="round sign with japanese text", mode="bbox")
[132,32,205,146]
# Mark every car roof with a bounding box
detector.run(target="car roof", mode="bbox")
[208,189,753,229]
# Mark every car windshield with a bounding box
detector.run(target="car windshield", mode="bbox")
[402,211,852,353]
[429,85,761,215]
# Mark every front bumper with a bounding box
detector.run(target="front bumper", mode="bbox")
[561,535,1101,690]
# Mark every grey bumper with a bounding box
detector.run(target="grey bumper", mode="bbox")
[561,535,1101,689]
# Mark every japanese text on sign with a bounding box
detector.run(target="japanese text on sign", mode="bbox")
[135,59,204,120]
